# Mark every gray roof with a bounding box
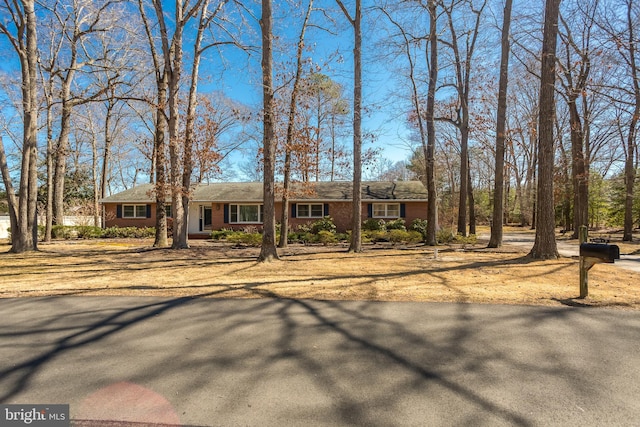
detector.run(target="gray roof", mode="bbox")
[101,181,427,203]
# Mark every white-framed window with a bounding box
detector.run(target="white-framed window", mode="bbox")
[230,204,263,223]
[123,204,148,218]
[373,203,400,218]
[297,203,324,218]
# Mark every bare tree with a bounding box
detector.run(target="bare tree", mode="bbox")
[557,2,597,239]
[597,0,639,241]
[279,0,315,249]
[258,0,279,261]
[336,0,363,253]
[0,0,39,253]
[438,0,486,237]
[488,0,513,248]
[529,0,561,260]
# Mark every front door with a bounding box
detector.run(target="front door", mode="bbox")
[200,205,212,232]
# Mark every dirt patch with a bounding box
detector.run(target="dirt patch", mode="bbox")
[1,235,639,310]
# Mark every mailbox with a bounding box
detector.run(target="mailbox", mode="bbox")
[579,243,620,263]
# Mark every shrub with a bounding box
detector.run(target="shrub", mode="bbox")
[76,226,104,239]
[407,230,423,243]
[211,229,234,240]
[316,230,337,245]
[454,233,478,245]
[364,230,388,243]
[408,219,428,238]
[310,216,337,234]
[437,228,456,244]
[102,226,155,239]
[385,218,406,230]
[52,225,71,239]
[363,218,386,231]
[227,232,262,247]
[335,232,350,242]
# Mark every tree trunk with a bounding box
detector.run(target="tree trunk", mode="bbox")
[279,0,314,249]
[568,96,588,239]
[457,127,468,236]
[258,0,279,262]
[488,0,512,248]
[529,0,561,260]
[154,73,169,248]
[336,0,362,252]
[467,157,476,235]
[623,1,639,242]
[425,0,438,246]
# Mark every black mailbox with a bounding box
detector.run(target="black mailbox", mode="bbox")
[579,243,620,263]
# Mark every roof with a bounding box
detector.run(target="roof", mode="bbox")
[101,181,428,203]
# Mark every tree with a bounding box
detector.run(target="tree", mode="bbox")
[439,0,486,237]
[425,0,439,246]
[598,0,640,241]
[0,0,39,253]
[138,0,170,247]
[279,0,314,249]
[258,0,279,262]
[336,0,363,253]
[529,0,561,260]
[488,0,513,248]
[557,2,596,239]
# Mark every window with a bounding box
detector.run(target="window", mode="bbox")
[230,204,263,223]
[165,205,172,218]
[123,204,148,218]
[297,203,324,218]
[373,203,400,218]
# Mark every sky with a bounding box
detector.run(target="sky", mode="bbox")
[0,0,449,190]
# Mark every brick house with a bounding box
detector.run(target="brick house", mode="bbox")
[100,181,428,237]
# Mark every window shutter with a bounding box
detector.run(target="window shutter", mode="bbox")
[146,204,152,218]
[324,204,329,217]
[291,204,297,218]
[400,203,406,218]
[116,205,122,218]
[367,204,373,218]
[223,204,229,223]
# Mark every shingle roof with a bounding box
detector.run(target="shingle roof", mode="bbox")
[101,181,428,203]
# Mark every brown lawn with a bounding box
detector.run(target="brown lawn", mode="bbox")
[1,231,639,310]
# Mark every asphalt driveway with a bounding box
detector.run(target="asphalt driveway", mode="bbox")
[1,297,639,426]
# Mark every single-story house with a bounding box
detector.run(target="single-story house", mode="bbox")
[100,181,428,237]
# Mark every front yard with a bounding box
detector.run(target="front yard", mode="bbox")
[1,234,639,309]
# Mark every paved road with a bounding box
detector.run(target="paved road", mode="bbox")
[485,233,640,273]
[1,297,639,426]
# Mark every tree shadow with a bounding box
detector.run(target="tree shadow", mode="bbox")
[2,291,633,426]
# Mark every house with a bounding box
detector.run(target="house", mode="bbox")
[100,181,428,237]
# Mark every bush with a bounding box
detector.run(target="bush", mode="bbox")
[409,219,428,238]
[388,229,408,243]
[363,218,386,231]
[437,228,456,244]
[102,226,155,239]
[210,229,234,240]
[315,230,337,245]
[385,219,406,230]
[454,233,478,245]
[76,226,104,239]
[310,216,337,234]
[364,230,389,243]
[227,232,262,247]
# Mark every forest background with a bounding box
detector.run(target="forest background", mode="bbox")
[0,0,638,256]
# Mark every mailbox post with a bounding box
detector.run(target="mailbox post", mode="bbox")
[578,241,620,298]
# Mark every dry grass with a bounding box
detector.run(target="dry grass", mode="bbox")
[1,233,639,310]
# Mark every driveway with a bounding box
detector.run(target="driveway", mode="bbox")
[484,232,640,273]
[1,297,639,426]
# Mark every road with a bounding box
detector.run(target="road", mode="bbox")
[486,232,640,273]
[1,297,639,426]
